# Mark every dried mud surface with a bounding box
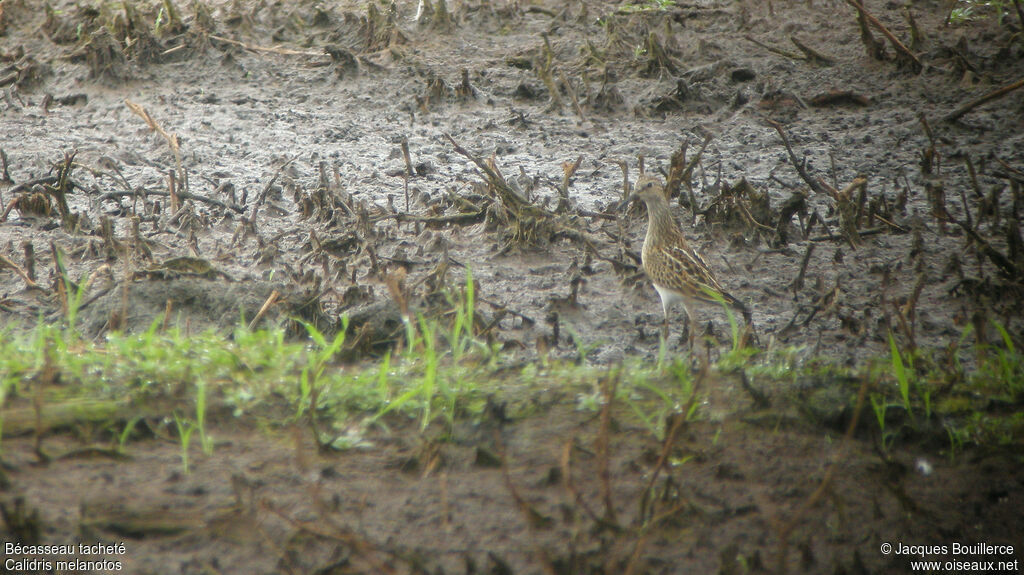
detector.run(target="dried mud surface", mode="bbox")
[1,0,1023,573]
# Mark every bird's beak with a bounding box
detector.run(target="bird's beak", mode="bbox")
[615,194,637,212]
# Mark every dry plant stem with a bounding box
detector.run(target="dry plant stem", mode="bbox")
[597,373,618,525]
[670,136,711,199]
[614,160,630,199]
[559,70,585,122]
[477,295,535,328]
[0,149,11,184]
[400,137,415,177]
[808,227,883,242]
[622,532,654,575]
[638,415,686,522]
[0,253,39,289]
[98,188,243,213]
[371,210,484,226]
[447,135,603,252]
[402,175,410,214]
[499,446,559,575]
[892,299,916,352]
[2,399,133,437]
[561,155,583,199]
[820,177,867,248]
[904,7,923,51]
[743,35,804,60]
[954,219,1021,279]
[944,76,1024,122]
[248,289,280,330]
[560,437,601,525]
[439,472,450,532]
[666,141,689,198]
[775,375,869,575]
[790,36,835,65]
[962,156,983,202]
[538,33,563,112]
[873,213,908,233]
[767,120,827,195]
[33,386,49,463]
[50,242,68,314]
[903,271,926,328]
[638,376,699,523]
[996,158,1024,183]
[844,0,922,71]
[256,155,298,206]
[3,176,61,197]
[161,299,173,332]
[167,169,179,213]
[958,183,976,231]
[943,0,960,25]
[445,134,526,211]
[125,100,184,192]
[733,193,775,232]
[209,34,325,57]
[576,208,617,221]
[919,112,936,152]
[855,8,886,60]
[261,501,397,575]
[791,243,815,295]
[22,242,35,281]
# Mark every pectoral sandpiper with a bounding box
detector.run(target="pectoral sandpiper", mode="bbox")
[629,176,752,345]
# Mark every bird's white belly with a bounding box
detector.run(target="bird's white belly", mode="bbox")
[654,284,685,309]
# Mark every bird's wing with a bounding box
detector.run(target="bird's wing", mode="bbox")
[660,244,750,318]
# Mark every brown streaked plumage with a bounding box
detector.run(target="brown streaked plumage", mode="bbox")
[630,176,751,340]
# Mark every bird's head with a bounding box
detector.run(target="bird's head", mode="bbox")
[621,176,667,210]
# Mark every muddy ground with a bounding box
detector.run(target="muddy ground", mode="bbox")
[1,0,1023,573]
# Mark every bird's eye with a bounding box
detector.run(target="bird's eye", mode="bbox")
[644,182,653,189]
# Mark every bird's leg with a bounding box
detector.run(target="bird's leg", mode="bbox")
[659,300,671,345]
[682,303,696,352]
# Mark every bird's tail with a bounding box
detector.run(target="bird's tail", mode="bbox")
[702,284,752,326]
[722,292,760,348]
[727,294,753,326]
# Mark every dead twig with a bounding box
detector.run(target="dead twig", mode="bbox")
[248,290,280,330]
[4,176,62,197]
[560,437,601,526]
[0,253,40,289]
[98,189,244,213]
[775,375,869,574]
[944,76,1024,123]
[790,36,835,65]
[370,210,485,226]
[820,177,868,248]
[445,134,533,214]
[790,243,815,296]
[597,371,619,526]
[767,120,828,195]
[953,218,1021,279]
[209,34,326,57]
[0,149,11,185]
[808,227,884,242]
[256,156,298,206]
[844,0,923,72]
[559,70,585,122]
[125,99,187,200]
[400,137,415,178]
[125,100,179,165]
[743,34,804,61]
